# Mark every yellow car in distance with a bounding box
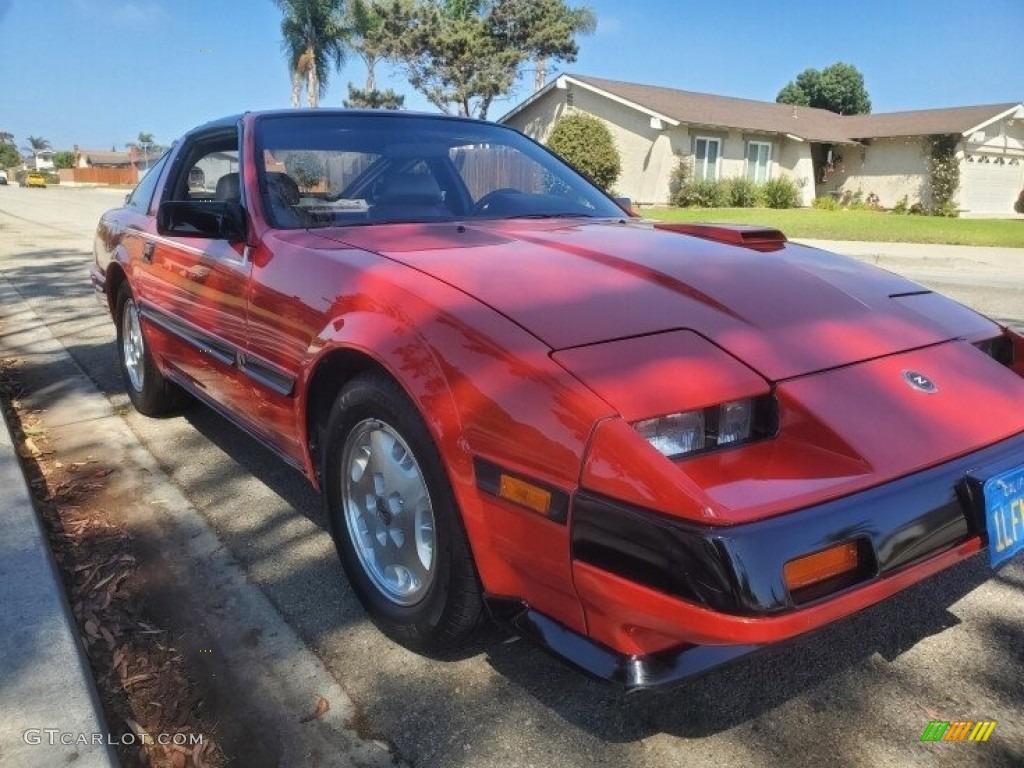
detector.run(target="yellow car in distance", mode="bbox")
[26,172,47,188]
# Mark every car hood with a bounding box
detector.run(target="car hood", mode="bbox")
[315,219,996,381]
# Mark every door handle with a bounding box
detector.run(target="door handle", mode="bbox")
[142,241,155,264]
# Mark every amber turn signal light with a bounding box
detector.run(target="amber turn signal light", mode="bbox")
[784,542,860,592]
[498,474,552,516]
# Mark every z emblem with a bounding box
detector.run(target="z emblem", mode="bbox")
[902,370,938,394]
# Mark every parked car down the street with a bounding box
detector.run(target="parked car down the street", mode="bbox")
[21,171,46,188]
[89,109,1024,689]
[0,170,8,185]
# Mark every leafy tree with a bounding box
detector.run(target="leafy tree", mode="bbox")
[380,0,595,119]
[53,151,76,169]
[343,0,407,108]
[344,84,405,108]
[0,131,14,145]
[0,143,19,169]
[776,62,871,115]
[546,113,620,191]
[275,0,348,107]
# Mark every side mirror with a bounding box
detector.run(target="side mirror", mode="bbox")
[614,196,635,216]
[157,200,247,242]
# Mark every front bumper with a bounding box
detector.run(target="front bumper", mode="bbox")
[530,430,1023,688]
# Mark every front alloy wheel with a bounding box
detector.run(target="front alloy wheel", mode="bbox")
[341,419,436,606]
[324,372,483,653]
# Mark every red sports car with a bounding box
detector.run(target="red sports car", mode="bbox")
[91,110,1024,688]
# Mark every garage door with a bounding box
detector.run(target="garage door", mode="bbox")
[961,154,1023,214]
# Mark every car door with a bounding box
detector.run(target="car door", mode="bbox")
[134,127,254,419]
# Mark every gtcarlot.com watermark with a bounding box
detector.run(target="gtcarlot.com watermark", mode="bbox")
[23,729,204,747]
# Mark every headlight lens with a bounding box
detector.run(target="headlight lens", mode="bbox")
[633,395,776,459]
[634,411,705,456]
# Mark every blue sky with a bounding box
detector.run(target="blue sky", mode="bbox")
[1,0,1020,152]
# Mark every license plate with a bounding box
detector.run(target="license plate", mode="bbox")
[984,465,1024,568]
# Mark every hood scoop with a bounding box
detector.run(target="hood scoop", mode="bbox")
[654,222,787,252]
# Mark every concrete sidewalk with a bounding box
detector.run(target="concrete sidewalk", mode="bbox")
[0,408,117,765]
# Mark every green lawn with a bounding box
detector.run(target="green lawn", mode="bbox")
[641,207,1024,248]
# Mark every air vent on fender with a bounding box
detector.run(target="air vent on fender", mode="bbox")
[654,222,787,252]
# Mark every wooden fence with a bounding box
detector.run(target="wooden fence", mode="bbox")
[71,167,139,185]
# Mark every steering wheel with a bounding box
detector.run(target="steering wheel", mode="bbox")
[471,188,522,215]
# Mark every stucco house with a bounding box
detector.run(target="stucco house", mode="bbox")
[499,74,1024,214]
[73,147,135,169]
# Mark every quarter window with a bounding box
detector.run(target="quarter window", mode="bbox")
[125,152,169,212]
[746,141,772,183]
[694,137,721,181]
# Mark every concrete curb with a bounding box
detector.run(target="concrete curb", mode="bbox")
[0,388,117,766]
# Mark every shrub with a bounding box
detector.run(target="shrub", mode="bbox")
[546,113,621,192]
[722,177,760,207]
[668,158,692,201]
[284,151,325,190]
[1014,189,1024,214]
[761,176,800,209]
[812,195,840,210]
[891,196,909,215]
[927,134,959,215]
[674,178,729,208]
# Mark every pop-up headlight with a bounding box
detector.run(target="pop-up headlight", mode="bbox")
[633,395,777,459]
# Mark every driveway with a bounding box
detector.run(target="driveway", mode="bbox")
[1,185,1022,768]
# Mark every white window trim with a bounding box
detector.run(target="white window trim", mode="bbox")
[746,140,772,182]
[694,136,722,181]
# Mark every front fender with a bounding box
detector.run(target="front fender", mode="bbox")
[302,278,614,634]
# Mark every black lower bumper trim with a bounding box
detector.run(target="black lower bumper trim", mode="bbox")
[572,431,1024,615]
[491,600,760,690]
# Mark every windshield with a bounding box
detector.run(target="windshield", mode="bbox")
[255,112,625,229]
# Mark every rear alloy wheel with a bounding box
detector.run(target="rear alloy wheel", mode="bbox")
[324,372,483,652]
[115,284,188,416]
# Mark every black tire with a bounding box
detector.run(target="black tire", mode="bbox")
[115,283,188,416]
[323,371,483,653]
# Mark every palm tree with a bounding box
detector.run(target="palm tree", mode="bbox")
[23,135,51,154]
[275,0,348,108]
[136,132,155,169]
[23,135,51,168]
[0,131,14,145]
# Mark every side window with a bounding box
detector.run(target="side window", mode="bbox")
[185,149,240,201]
[125,152,170,213]
[165,131,240,203]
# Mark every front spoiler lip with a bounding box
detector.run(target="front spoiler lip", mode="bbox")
[491,536,983,690]
[498,602,761,690]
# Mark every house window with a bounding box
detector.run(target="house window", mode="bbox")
[693,137,721,180]
[746,141,772,183]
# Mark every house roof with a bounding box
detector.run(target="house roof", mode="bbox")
[840,103,1022,138]
[501,74,1023,145]
[564,75,857,143]
[78,150,132,166]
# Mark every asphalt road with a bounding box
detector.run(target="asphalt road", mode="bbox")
[2,185,1022,768]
